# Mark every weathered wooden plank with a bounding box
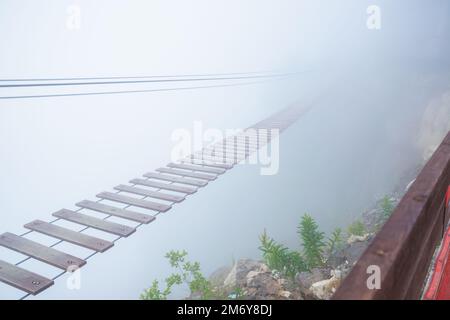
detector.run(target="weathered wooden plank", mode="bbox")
[220,151,251,158]
[234,139,259,145]
[218,143,257,150]
[114,184,185,203]
[195,153,242,162]
[198,148,242,157]
[213,142,254,149]
[0,260,54,295]
[189,155,242,165]
[220,139,258,145]
[144,172,208,187]
[229,138,259,144]
[76,200,155,224]
[190,152,237,160]
[156,167,217,181]
[206,147,248,156]
[130,178,197,194]
[198,150,246,160]
[227,142,259,149]
[188,155,237,164]
[24,220,114,252]
[167,162,226,174]
[181,159,233,170]
[52,209,135,237]
[236,134,262,139]
[216,148,255,155]
[96,192,171,212]
[0,232,86,270]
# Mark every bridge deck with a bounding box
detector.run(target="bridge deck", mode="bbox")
[0,103,311,298]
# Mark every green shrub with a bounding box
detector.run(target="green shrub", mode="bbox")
[326,227,345,256]
[298,214,326,268]
[347,220,366,236]
[141,250,226,300]
[380,196,395,221]
[259,214,328,276]
[259,230,307,279]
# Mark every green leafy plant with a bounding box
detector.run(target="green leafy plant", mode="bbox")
[141,250,226,300]
[259,230,307,279]
[380,196,395,221]
[326,227,345,257]
[228,286,245,300]
[258,213,375,280]
[347,219,366,236]
[259,214,329,277]
[140,275,182,300]
[298,214,326,269]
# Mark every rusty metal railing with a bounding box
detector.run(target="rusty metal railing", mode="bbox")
[333,131,450,300]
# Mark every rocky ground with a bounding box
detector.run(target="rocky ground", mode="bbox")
[206,233,373,300]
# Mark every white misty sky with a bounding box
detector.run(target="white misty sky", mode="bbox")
[0,1,449,299]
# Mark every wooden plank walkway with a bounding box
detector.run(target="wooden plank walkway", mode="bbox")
[0,103,310,297]
[0,232,86,270]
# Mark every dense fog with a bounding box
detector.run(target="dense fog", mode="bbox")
[0,1,449,299]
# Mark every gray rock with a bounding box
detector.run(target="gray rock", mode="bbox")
[295,268,328,299]
[215,259,303,300]
[223,259,265,288]
[209,265,233,287]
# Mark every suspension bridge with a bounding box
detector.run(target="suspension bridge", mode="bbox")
[0,102,311,299]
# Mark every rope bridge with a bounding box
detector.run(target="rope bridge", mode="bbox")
[0,103,310,299]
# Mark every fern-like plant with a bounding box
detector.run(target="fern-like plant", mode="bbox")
[298,214,326,269]
[380,196,395,221]
[326,227,345,257]
[259,230,307,279]
[347,219,366,236]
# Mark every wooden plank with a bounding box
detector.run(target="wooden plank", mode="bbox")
[76,200,155,224]
[206,147,248,156]
[225,142,259,150]
[229,138,259,144]
[189,152,238,161]
[195,154,242,163]
[52,209,135,237]
[235,134,262,139]
[24,220,114,252]
[0,260,54,295]
[218,140,257,146]
[188,155,237,164]
[144,172,208,187]
[156,167,217,181]
[96,192,171,212]
[212,143,254,149]
[197,150,245,160]
[0,232,86,270]
[226,142,259,148]
[130,178,197,194]
[218,147,255,154]
[114,184,185,202]
[189,155,241,165]
[218,143,257,150]
[234,139,259,145]
[181,159,233,170]
[196,149,241,158]
[243,131,264,137]
[167,162,226,174]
